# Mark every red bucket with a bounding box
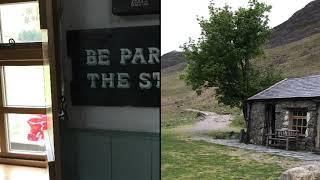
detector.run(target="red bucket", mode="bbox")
[27,115,47,141]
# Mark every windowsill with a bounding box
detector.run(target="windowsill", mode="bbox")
[298,134,307,138]
[0,157,47,168]
[0,0,37,5]
[0,152,46,161]
[0,42,43,60]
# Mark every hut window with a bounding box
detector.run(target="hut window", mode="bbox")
[290,109,307,135]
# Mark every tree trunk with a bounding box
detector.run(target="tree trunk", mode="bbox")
[242,101,251,144]
[242,101,248,123]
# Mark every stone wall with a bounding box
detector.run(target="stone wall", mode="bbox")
[317,107,320,148]
[249,100,319,150]
[275,100,318,150]
[249,102,265,145]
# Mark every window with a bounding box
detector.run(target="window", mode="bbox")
[0,2,41,43]
[1,66,46,154]
[0,65,47,158]
[0,0,47,163]
[290,109,307,135]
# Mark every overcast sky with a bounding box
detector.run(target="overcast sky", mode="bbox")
[161,0,315,55]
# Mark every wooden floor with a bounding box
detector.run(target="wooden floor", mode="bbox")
[0,164,49,180]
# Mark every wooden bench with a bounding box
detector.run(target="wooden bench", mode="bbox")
[265,129,299,150]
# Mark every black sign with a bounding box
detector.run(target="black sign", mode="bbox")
[112,0,160,16]
[67,26,160,107]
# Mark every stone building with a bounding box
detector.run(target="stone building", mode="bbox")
[246,75,320,150]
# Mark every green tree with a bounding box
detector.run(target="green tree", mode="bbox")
[182,0,282,123]
[18,30,42,42]
[18,6,41,42]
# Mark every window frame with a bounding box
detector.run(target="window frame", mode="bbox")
[0,0,36,5]
[0,44,47,164]
[289,109,308,135]
[0,0,62,174]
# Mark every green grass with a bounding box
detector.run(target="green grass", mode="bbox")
[162,131,301,180]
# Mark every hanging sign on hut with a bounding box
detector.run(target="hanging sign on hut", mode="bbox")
[67,26,160,107]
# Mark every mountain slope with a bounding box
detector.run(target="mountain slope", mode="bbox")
[260,32,320,77]
[162,32,320,78]
[269,0,320,48]
[161,51,185,69]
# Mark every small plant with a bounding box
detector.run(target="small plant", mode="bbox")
[205,130,240,139]
[230,114,246,128]
[18,30,42,42]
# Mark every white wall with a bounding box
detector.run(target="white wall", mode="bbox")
[61,0,160,133]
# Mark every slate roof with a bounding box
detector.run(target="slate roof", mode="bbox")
[248,75,320,101]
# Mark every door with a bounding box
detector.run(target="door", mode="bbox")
[264,103,276,145]
[265,103,276,135]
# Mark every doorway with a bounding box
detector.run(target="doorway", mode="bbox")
[265,103,276,137]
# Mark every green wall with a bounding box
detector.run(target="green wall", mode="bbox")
[61,129,159,180]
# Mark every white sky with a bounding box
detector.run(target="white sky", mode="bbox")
[161,0,315,55]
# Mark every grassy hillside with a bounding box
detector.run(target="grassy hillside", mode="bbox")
[161,69,240,128]
[161,32,320,129]
[160,33,320,126]
[259,33,320,77]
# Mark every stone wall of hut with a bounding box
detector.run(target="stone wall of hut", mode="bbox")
[248,100,319,150]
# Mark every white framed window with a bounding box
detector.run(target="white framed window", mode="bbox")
[290,109,307,135]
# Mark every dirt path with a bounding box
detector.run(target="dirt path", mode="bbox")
[184,109,233,132]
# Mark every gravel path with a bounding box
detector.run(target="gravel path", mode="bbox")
[185,109,232,132]
[192,136,320,161]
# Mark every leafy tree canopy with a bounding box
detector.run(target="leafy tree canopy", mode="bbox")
[182,0,282,117]
[18,30,42,42]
